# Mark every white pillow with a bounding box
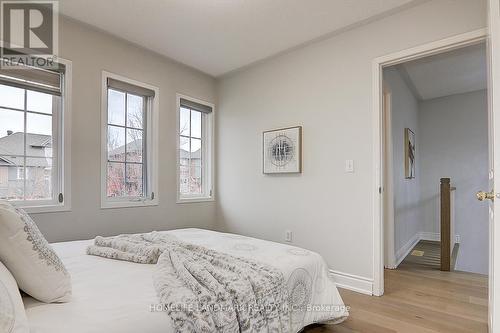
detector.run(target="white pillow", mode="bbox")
[0,202,71,303]
[0,261,30,333]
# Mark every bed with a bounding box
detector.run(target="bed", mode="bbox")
[23,228,348,332]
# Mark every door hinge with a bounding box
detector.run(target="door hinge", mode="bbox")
[58,193,64,203]
[151,192,155,200]
[379,187,382,194]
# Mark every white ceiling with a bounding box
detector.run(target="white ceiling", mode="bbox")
[59,0,420,77]
[398,43,487,100]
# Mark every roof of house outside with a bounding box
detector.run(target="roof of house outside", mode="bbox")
[0,133,201,168]
[108,138,201,160]
[108,139,143,157]
[180,148,201,160]
[0,132,52,167]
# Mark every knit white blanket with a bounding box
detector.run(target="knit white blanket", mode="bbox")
[87,232,291,332]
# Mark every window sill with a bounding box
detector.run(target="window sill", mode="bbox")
[14,203,71,214]
[101,199,158,209]
[176,197,214,204]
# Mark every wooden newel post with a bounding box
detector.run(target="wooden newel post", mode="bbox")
[440,178,451,271]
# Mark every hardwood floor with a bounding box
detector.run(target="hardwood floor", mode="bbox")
[403,240,459,270]
[304,260,488,333]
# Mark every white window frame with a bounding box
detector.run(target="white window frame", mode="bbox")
[176,93,214,203]
[100,71,159,209]
[4,58,72,214]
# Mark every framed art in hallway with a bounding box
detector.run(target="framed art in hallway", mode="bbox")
[263,126,302,174]
[405,127,416,179]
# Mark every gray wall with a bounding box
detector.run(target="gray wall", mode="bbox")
[419,90,489,274]
[32,17,218,242]
[384,67,422,259]
[216,0,486,279]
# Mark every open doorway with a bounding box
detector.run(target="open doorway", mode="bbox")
[378,40,489,331]
[383,42,488,274]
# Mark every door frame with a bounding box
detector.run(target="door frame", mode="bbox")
[382,83,396,270]
[371,28,488,297]
[487,0,500,330]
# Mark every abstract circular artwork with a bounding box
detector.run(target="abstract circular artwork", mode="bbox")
[269,134,295,167]
[263,126,302,174]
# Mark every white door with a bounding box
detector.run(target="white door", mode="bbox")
[488,0,500,331]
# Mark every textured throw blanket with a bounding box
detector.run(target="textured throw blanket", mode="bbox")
[87,232,291,333]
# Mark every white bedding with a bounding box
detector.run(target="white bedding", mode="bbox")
[24,228,347,332]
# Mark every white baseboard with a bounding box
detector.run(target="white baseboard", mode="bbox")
[420,232,460,244]
[395,233,420,267]
[329,270,373,295]
[419,231,440,241]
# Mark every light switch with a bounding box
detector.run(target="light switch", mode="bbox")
[345,160,354,173]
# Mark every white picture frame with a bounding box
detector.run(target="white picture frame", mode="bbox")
[263,126,302,174]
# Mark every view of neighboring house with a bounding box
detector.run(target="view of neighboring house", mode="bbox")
[0,130,203,200]
[106,137,202,197]
[0,131,52,200]
[107,138,145,197]
[179,148,202,195]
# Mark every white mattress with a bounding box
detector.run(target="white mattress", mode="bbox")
[24,228,347,332]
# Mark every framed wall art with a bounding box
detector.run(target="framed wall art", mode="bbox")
[405,127,415,179]
[263,126,302,174]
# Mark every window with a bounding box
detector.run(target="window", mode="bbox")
[0,61,70,212]
[177,95,214,202]
[101,72,158,208]
[16,167,25,180]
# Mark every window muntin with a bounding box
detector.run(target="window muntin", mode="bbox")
[106,89,146,198]
[102,73,157,208]
[0,84,60,204]
[178,97,213,201]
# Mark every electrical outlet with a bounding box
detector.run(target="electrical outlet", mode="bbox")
[285,230,293,243]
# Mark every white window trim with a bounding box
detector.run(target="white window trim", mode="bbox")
[100,71,159,209]
[176,93,215,204]
[9,58,72,214]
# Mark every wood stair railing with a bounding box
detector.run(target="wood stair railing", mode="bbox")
[440,178,456,271]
